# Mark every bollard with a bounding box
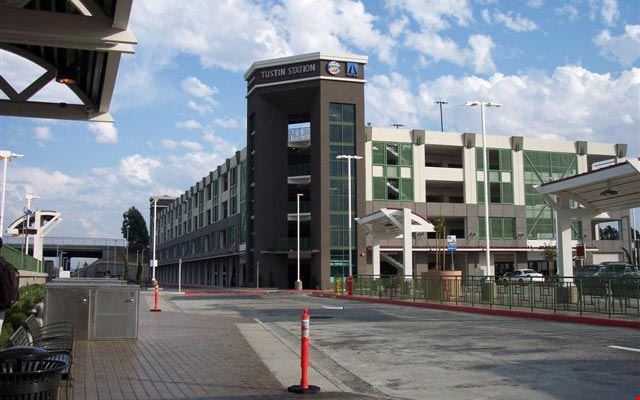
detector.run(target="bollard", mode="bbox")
[347,275,353,296]
[150,280,162,312]
[288,308,320,394]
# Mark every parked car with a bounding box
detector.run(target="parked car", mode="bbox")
[497,272,513,284]
[509,269,544,284]
[599,263,640,279]
[574,264,605,279]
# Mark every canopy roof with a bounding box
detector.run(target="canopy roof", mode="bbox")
[0,0,135,122]
[356,208,434,238]
[535,159,640,213]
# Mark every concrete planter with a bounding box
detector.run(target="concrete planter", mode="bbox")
[422,270,462,301]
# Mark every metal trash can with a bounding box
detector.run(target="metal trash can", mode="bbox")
[0,354,66,400]
[45,279,139,340]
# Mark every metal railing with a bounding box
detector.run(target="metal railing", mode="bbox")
[345,275,640,318]
[2,236,125,247]
[0,245,43,273]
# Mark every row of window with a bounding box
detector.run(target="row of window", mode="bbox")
[158,226,238,261]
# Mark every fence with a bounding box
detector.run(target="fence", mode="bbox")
[345,275,640,318]
[0,245,43,273]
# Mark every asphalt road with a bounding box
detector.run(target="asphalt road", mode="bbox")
[171,292,640,400]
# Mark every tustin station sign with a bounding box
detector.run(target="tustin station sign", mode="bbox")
[260,63,316,79]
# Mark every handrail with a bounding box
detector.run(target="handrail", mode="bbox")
[0,245,43,273]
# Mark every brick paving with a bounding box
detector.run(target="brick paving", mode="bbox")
[70,294,286,400]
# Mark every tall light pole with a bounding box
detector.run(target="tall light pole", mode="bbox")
[295,193,304,290]
[434,100,448,132]
[465,101,502,276]
[151,197,158,282]
[336,154,363,277]
[24,194,40,256]
[0,150,24,239]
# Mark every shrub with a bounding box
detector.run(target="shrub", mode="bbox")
[0,284,45,348]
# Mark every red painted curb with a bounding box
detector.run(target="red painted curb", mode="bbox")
[183,289,332,296]
[313,293,640,330]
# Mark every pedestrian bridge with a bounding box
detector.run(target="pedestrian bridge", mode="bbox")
[2,236,126,259]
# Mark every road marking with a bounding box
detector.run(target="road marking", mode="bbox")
[608,345,640,353]
[322,306,344,310]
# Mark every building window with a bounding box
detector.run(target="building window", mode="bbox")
[212,180,219,222]
[372,141,413,201]
[222,201,228,219]
[476,148,513,204]
[329,102,357,277]
[593,220,621,240]
[478,217,516,240]
[524,151,577,239]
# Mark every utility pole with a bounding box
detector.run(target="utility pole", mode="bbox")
[434,100,448,132]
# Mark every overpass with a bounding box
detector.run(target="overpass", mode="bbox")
[2,236,126,259]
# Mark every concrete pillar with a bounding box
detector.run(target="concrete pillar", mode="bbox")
[479,251,494,276]
[414,143,426,202]
[463,147,477,204]
[372,238,380,276]
[557,194,573,277]
[577,154,588,174]
[403,208,413,277]
[512,150,525,206]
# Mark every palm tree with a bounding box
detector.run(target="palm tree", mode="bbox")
[434,218,446,271]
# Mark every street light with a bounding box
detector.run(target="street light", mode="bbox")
[335,154,363,277]
[295,193,304,291]
[433,100,448,132]
[465,101,502,276]
[150,197,159,282]
[24,194,40,256]
[0,150,24,239]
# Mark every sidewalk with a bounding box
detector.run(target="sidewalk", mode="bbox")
[70,291,384,400]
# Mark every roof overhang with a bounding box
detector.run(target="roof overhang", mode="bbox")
[0,0,136,122]
[535,159,640,214]
[356,208,435,238]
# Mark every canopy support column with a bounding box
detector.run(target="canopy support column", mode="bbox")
[556,193,573,278]
[403,208,413,278]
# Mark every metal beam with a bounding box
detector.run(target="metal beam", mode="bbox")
[112,0,133,30]
[97,52,121,113]
[0,99,113,122]
[0,6,136,53]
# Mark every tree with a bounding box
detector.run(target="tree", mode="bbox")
[122,207,149,283]
[433,218,446,271]
[122,255,129,282]
[543,245,557,276]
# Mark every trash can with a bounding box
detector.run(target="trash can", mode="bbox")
[0,354,66,400]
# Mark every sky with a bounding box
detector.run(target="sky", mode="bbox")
[0,0,639,241]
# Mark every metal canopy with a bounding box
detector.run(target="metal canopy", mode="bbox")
[0,0,135,122]
[357,208,435,277]
[536,159,640,214]
[535,158,640,278]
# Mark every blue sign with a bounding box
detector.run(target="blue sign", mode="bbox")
[346,62,359,77]
[447,243,457,252]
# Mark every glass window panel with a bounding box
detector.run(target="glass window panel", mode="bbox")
[386,144,399,165]
[330,125,341,142]
[342,104,355,123]
[477,181,485,203]
[489,171,500,182]
[329,103,342,122]
[491,218,502,237]
[490,182,501,203]
[501,183,513,203]
[373,177,386,199]
[386,166,398,178]
[489,149,500,170]
[400,144,413,165]
[500,150,512,170]
[401,178,413,200]
[476,148,483,169]
[387,178,400,200]
[503,218,515,239]
[342,125,354,143]
[372,143,385,164]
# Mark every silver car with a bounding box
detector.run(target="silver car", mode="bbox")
[510,269,545,284]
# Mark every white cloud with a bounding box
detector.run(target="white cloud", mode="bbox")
[88,123,118,143]
[213,117,240,129]
[526,0,543,8]
[179,140,203,152]
[176,119,203,130]
[161,139,177,149]
[387,0,473,31]
[554,4,579,22]
[119,154,161,185]
[589,0,619,26]
[491,10,538,32]
[181,76,217,103]
[34,126,54,142]
[406,32,495,74]
[365,72,421,128]
[363,66,640,157]
[593,25,640,67]
[186,100,214,115]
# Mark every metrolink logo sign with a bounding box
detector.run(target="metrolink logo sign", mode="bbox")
[346,62,358,77]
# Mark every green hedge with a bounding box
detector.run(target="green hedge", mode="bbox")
[0,284,45,348]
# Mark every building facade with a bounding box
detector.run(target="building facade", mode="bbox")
[151,52,632,289]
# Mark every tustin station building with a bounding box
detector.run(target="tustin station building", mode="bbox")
[150,52,632,290]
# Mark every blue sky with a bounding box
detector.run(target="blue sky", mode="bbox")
[0,0,639,240]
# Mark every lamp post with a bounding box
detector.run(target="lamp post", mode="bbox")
[434,100,448,132]
[295,193,304,290]
[336,154,363,277]
[0,150,24,239]
[464,101,502,276]
[24,194,40,256]
[151,197,159,282]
